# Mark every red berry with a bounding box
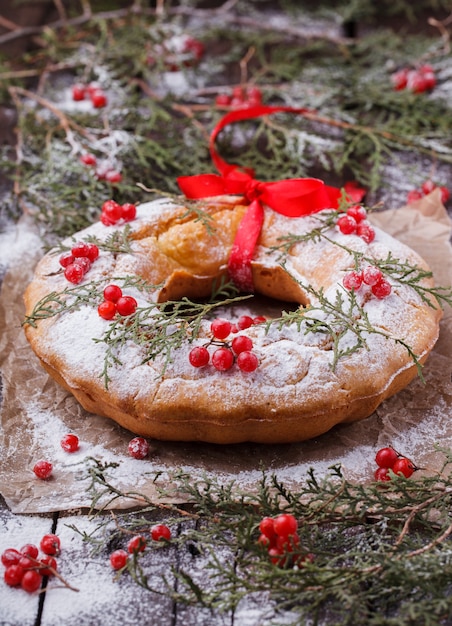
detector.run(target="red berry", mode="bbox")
[342,270,363,291]
[90,89,107,108]
[421,179,436,195]
[72,83,86,101]
[121,203,137,221]
[237,315,254,330]
[375,467,391,482]
[101,212,116,226]
[393,456,415,478]
[346,205,367,222]
[211,318,232,340]
[371,278,392,299]
[253,316,266,325]
[59,252,74,268]
[1,548,21,567]
[40,534,61,556]
[33,460,53,480]
[375,446,398,469]
[18,555,36,570]
[101,200,122,223]
[64,263,84,284]
[128,437,150,460]
[362,265,383,286]
[98,300,117,320]
[337,214,357,235]
[39,555,57,577]
[116,295,138,316]
[247,86,263,106]
[407,189,423,203]
[391,68,408,90]
[127,535,147,554]
[103,284,123,303]
[20,544,39,559]
[276,531,300,553]
[110,549,128,570]
[273,513,298,538]
[105,170,123,184]
[4,564,25,587]
[259,517,276,540]
[86,243,99,262]
[231,335,253,355]
[60,433,80,453]
[150,524,171,542]
[189,346,210,368]
[71,242,90,257]
[211,347,234,371]
[439,186,450,204]
[215,93,232,107]
[237,351,259,372]
[80,153,97,166]
[21,570,42,593]
[73,256,91,274]
[356,221,375,244]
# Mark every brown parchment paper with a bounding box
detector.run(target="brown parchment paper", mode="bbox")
[1,189,452,514]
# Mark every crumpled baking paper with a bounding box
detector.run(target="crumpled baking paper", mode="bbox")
[1,189,451,513]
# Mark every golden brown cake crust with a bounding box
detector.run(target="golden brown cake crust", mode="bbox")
[23,196,442,443]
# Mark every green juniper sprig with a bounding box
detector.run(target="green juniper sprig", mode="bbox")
[71,448,452,625]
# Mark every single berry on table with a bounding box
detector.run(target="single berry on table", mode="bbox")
[33,460,53,480]
[40,533,61,556]
[128,437,150,459]
[60,433,80,453]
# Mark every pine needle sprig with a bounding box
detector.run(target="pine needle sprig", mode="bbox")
[70,448,452,624]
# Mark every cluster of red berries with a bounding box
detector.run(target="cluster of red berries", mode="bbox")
[407,179,450,205]
[147,35,204,71]
[391,64,436,93]
[72,82,108,108]
[257,513,313,568]
[189,315,265,373]
[109,524,172,571]
[2,534,61,593]
[80,153,123,184]
[97,284,138,320]
[59,241,100,285]
[33,433,80,480]
[342,265,392,299]
[374,446,417,482]
[336,205,375,244]
[215,85,263,109]
[100,199,137,226]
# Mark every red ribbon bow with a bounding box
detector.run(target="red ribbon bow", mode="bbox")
[177,105,342,292]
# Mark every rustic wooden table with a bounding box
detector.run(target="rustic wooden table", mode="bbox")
[1,3,452,624]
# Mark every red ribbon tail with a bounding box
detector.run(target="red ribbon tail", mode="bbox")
[227,199,264,292]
